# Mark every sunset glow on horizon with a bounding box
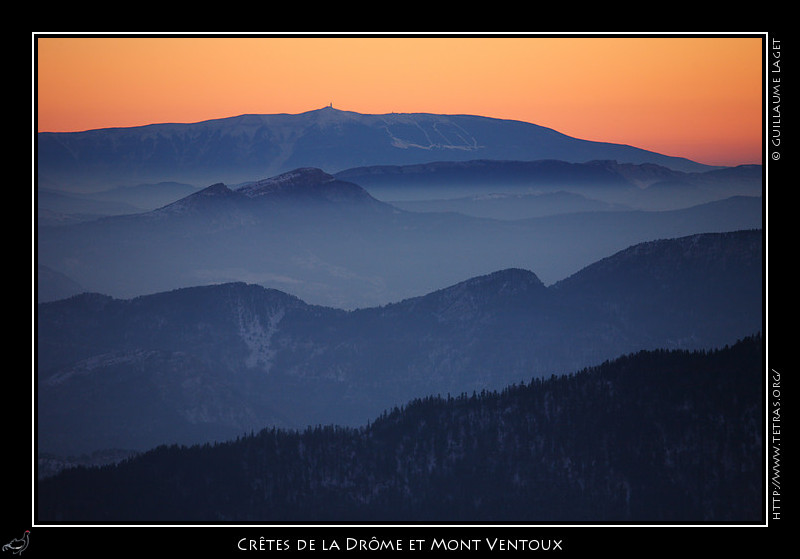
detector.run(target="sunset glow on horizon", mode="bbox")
[35,34,764,167]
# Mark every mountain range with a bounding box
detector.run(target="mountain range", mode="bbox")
[36,158,762,229]
[336,158,760,200]
[37,107,718,193]
[33,106,767,525]
[36,110,762,311]
[36,166,762,309]
[37,229,762,459]
[347,159,763,212]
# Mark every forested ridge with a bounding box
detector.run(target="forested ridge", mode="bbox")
[37,335,763,523]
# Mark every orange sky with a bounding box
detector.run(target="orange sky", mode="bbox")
[35,34,764,167]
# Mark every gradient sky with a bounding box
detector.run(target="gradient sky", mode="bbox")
[35,34,764,167]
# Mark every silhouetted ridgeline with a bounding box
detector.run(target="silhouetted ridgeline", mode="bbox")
[37,336,763,523]
[37,108,716,192]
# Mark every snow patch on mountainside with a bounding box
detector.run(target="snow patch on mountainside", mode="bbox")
[380,116,481,151]
[236,303,284,370]
[237,168,334,198]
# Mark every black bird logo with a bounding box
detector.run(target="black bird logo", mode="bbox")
[2,531,29,555]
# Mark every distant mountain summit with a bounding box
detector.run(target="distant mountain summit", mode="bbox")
[37,107,716,192]
[151,167,389,218]
[236,167,381,204]
[238,167,336,197]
